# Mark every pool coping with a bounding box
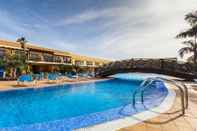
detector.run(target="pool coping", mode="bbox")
[0,79,175,131]
[75,82,176,131]
[0,78,112,92]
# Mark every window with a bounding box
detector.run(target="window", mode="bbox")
[95,62,101,66]
[43,53,54,62]
[0,48,5,59]
[0,48,5,56]
[63,56,72,63]
[14,50,26,57]
[54,56,62,63]
[87,61,93,66]
[75,60,84,66]
[29,51,42,61]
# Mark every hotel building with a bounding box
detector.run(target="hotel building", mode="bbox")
[0,39,109,73]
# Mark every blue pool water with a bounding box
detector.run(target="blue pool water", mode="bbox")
[0,74,168,131]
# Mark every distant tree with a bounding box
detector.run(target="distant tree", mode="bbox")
[4,51,28,78]
[176,11,197,68]
[14,37,31,76]
[59,65,73,74]
[16,37,28,49]
[0,37,30,79]
[0,58,5,68]
[16,37,29,73]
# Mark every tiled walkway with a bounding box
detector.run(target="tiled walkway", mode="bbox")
[119,85,197,131]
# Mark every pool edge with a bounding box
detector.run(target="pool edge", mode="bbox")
[0,78,112,92]
[75,82,176,131]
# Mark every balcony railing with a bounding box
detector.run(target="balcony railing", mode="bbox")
[75,61,85,66]
[43,53,54,62]
[0,48,5,60]
[28,51,72,65]
[63,57,72,64]
[87,61,93,66]
[1,48,101,66]
[28,52,42,61]
[54,56,62,63]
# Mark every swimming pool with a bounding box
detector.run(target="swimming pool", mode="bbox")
[0,74,168,131]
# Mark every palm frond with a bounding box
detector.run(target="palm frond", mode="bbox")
[16,37,27,43]
[178,47,193,58]
[176,25,197,38]
[185,11,197,25]
[187,55,194,63]
[182,40,195,48]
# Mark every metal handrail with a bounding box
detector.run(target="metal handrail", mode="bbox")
[132,78,155,108]
[138,77,188,115]
[181,83,189,109]
[155,77,188,110]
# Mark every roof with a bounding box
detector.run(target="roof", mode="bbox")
[70,53,110,63]
[0,39,111,63]
[0,39,22,49]
[0,39,71,56]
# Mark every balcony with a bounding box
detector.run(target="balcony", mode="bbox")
[28,52,42,61]
[54,56,62,63]
[87,61,94,67]
[63,56,72,64]
[75,60,85,66]
[0,48,5,60]
[28,51,72,65]
[43,53,54,62]
[95,62,102,67]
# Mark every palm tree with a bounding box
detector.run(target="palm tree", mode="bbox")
[176,11,197,68]
[16,37,28,49]
[16,37,29,75]
[178,40,197,63]
[3,52,27,78]
[0,58,5,69]
[16,36,28,62]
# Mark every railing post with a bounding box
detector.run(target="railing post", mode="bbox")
[141,91,144,103]
[182,83,189,109]
[132,92,136,108]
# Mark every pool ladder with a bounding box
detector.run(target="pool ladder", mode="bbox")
[132,77,188,115]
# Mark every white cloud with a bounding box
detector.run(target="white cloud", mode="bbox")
[58,7,132,26]
[69,0,197,60]
[0,10,29,36]
[1,0,197,61]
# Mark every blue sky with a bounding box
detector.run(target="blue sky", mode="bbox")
[0,0,197,60]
